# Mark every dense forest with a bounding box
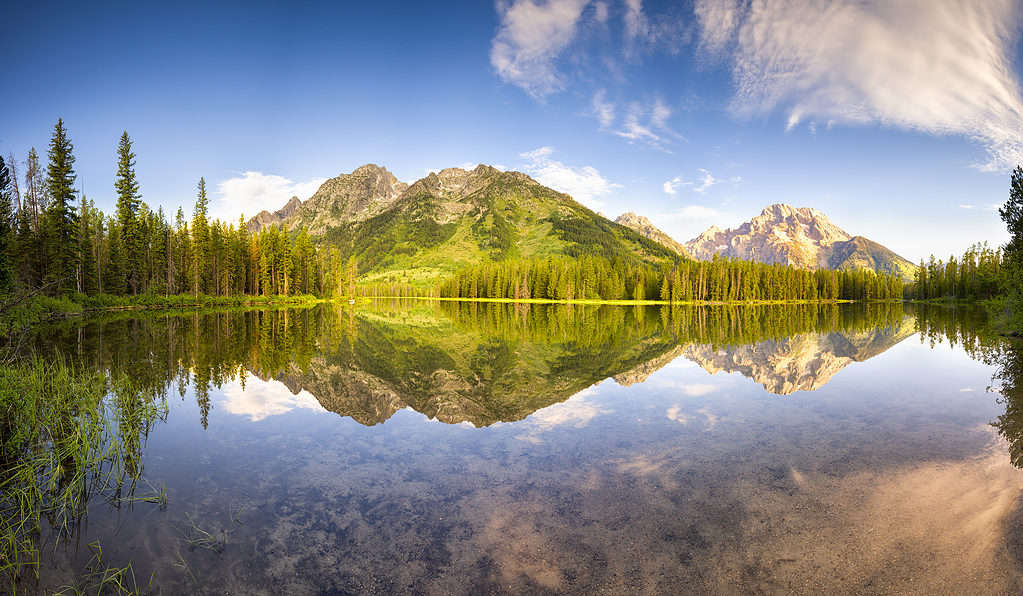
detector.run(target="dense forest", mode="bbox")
[437,254,904,302]
[905,243,1004,300]
[0,120,356,300]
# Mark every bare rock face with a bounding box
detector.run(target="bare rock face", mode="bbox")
[685,204,851,269]
[290,164,409,235]
[683,203,915,278]
[246,196,303,232]
[615,212,688,256]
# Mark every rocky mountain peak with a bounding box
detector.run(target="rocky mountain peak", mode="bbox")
[615,212,651,227]
[684,204,913,277]
[614,212,688,256]
[246,195,304,233]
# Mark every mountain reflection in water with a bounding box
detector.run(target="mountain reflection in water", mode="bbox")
[20,301,1023,595]
[35,301,914,427]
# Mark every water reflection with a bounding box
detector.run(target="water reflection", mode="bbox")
[35,301,917,428]
[18,300,1023,594]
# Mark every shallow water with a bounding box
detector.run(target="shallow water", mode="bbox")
[16,301,1023,594]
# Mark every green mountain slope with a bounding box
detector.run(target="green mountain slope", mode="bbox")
[255,164,677,284]
[827,235,917,280]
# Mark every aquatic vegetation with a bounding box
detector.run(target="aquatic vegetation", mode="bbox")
[0,357,167,591]
[54,541,152,596]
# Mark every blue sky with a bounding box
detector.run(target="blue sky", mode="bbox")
[3,0,1022,262]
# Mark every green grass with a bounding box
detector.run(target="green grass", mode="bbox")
[0,357,167,592]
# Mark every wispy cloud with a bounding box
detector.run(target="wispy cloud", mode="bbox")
[623,0,685,56]
[592,89,615,128]
[959,203,1000,211]
[695,0,1023,170]
[214,171,326,220]
[610,100,682,150]
[520,146,620,207]
[490,0,590,98]
[663,168,717,195]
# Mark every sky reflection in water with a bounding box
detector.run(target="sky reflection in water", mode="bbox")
[24,302,1023,595]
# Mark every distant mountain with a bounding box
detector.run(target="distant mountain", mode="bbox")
[615,212,689,256]
[250,164,675,281]
[684,204,915,279]
[246,195,302,233]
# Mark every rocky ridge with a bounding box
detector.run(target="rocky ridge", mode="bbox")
[615,212,689,256]
[684,203,915,279]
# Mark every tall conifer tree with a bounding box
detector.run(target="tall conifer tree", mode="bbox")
[192,177,209,295]
[42,118,79,294]
[115,131,141,294]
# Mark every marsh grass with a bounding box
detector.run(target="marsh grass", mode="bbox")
[0,356,168,592]
[180,513,229,554]
[54,541,153,596]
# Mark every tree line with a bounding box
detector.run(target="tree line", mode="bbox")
[0,120,358,299]
[905,243,1004,300]
[437,253,904,302]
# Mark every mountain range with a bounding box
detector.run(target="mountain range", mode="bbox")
[680,204,916,279]
[248,164,673,283]
[249,164,915,281]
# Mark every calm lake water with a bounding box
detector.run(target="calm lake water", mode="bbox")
[17,301,1023,594]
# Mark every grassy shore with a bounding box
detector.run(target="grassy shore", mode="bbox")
[2,292,328,332]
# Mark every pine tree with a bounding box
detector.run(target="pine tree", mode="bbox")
[79,196,99,295]
[115,131,142,294]
[192,177,209,296]
[42,118,79,294]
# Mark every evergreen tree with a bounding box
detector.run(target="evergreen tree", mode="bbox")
[192,177,209,295]
[79,196,99,295]
[42,118,79,294]
[115,131,142,294]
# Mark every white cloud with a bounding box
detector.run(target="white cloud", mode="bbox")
[592,89,616,128]
[693,0,740,55]
[520,146,620,207]
[623,0,684,55]
[490,0,590,98]
[221,374,325,422]
[695,0,1023,170]
[662,168,717,195]
[650,97,671,128]
[679,383,717,397]
[517,388,607,442]
[959,204,976,210]
[214,171,325,220]
[610,100,683,150]
[624,0,649,44]
[693,168,716,193]
[663,176,681,195]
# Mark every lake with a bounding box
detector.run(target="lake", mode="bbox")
[13,301,1023,594]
